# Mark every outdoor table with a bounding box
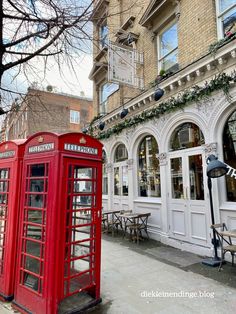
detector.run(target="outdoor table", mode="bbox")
[119,212,151,242]
[102,209,122,236]
[219,230,236,238]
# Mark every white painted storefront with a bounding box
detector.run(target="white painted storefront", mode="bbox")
[99,43,236,257]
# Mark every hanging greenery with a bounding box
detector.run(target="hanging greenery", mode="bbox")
[209,32,236,56]
[88,72,236,140]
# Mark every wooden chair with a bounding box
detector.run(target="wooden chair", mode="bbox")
[107,211,123,235]
[211,223,236,271]
[128,213,151,244]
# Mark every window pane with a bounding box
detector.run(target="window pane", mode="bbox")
[70,110,80,124]
[74,167,92,179]
[223,110,236,201]
[161,49,178,72]
[222,9,236,35]
[138,136,161,197]
[219,0,236,13]
[100,24,109,47]
[171,158,183,199]
[102,151,108,195]
[122,166,128,196]
[100,83,119,103]
[160,23,178,58]
[30,164,45,177]
[114,144,128,162]
[169,123,205,151]
[188,155,204,200]
[114,167,120,196]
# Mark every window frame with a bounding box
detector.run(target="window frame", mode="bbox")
[70,110,80,124]
[99,82,119,115]
[216,0,236,38]
[99,21,109,49]
[157,20,178,73]
[137,135,161,198]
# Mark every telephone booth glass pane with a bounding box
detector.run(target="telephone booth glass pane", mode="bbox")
[0,168,9,274]
[64,164,96,297]
[20,163,48,294]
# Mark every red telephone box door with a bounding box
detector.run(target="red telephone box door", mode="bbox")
[59,158,102,308]
[0,167,10,283]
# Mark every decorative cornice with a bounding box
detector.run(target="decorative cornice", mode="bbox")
[92,39,236,132]
[94,72,235,139]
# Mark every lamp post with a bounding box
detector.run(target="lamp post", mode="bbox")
[202,154,228,267]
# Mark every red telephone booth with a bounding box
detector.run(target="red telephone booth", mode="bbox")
[0,139,26,301]
[13,132,103,314]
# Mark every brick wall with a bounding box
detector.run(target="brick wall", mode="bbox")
[92,0,219,117]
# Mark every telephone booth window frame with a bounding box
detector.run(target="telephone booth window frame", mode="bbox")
[0,168,10,274]
[63,160,98,298]
[19,162,49,295]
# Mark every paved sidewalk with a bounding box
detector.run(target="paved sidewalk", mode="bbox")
[1,234,236,313]
[0,301,18,314]
[88,234,236,314]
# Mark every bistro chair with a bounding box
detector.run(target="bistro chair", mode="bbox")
[107,211,123,235]
[211,223,236,271]
[128,213,151,245]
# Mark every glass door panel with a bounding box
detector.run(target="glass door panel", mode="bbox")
[114,167,120,196]
[122,165,128,196]
[64,164,96,297]
[20,163,48,294]
[170,158,183,199]
[188,154,204,200]
[0,168,9,274]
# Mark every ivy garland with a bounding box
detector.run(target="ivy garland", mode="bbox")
[209,32,236,56]
[89,72,236,140]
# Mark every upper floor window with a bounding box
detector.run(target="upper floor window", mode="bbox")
[216,0,236,38]
[158,22,178,73]
[99,23,108,48]
[99,82,119,115]
[70,110,80,124]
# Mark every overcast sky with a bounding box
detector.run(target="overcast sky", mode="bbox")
[2,53,93,105]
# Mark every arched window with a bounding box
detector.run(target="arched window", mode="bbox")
[114,144,128,196]
[114,143,128,162]
[223,111,236,201]
[138,136,161,197]
[169,123,205,151]
[102,150,108,195]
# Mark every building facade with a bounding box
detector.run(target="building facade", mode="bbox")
[90,0,236,256]
[3,88,93,141]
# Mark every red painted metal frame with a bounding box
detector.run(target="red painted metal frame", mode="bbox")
[13,132,103,314]
[0,140,26,301]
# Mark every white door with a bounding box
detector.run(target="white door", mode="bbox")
[113,161,129,210]
[168,148,210,246]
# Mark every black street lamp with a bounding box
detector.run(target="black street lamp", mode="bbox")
[202,154,228,267]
